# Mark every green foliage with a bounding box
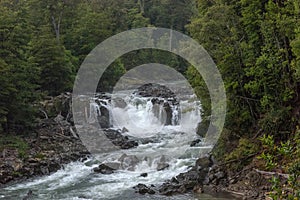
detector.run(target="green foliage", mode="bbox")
[98,59,126,92]
[225,138,259,171]
[30,26,74,96]
[0,0,39,132]
[258,130,300,199]
[0,135,29,159]
[189,0,300,143]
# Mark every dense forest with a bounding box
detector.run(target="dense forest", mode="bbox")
[0,0,300,199]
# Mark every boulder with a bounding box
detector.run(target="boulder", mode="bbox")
[134,83,175,98]
[93,163,116,174]
[133,184,155,195]
[157,163,169,171]
[134,83,180,125]
[112,97,127,108]
[158,155,215,196]
[118,153,139,171]
[190,139,202,147]
[195,156,213,170]
[103,129,138,149]
[156,155,169,171]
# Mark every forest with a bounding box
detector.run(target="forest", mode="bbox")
[0,0,300,199]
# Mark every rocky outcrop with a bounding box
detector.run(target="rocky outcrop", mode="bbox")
[153,154,272,199]
[133,183,156,195]
[39,92,73,123]
[157,156,214,195]
[134,83,176,99]
[0,118,89,187]
[134,83,180,125]
[103,129,138,149]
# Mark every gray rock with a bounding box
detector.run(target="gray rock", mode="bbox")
[133,184,155,195]
[112,97,127,108]
[118,154,139,171]
[93,163,116,174]
[157,163,169,171]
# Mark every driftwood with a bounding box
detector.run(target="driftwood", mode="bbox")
[253,168,289,179]
[225,189,245,197]
[39,109,48,119]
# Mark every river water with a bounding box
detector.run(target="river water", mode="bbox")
[0,90,235,200]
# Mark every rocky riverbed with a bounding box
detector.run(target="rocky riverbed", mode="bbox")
[0,118,89,187]
[132,154,274,200]
[0,89,274,199]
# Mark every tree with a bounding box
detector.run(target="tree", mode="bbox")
[0,0,39,132]
[30,26,74,96]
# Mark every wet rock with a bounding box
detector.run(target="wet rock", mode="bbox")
[190,139,202,147]
[159,182,181,195]
[93,163,116,174]
[112,97,127,108]
[0,94,91,186]
[157,163,169,171]
[193,185,203,194]
[135,83,175,98]
[121,127,129,133]
[118,154,139,171]
[196,120,218,139]
[134,83,180,125]
[163,102,173,125]
[140,173,148,177]
[157,155,169,171]
[103,129,138,149]
[158,155,216,196]
[97,106,110,128]
[98,116,110,128]
[22,190,33,200]
[195,156,213,170]
[133,183,155,195]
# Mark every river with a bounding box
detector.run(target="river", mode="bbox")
[0,88,236,200]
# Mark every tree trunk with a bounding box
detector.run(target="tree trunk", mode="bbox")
[51,12,62,43]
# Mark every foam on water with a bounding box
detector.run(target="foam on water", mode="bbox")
[0,92,218,200]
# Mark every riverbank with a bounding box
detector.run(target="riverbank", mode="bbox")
[0,131,266,199]
[0,91,296,199]
[0,121,279,199]
[133,154,274,200]
[0,118,89,187]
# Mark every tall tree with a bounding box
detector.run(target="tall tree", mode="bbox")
[0,0,39,132]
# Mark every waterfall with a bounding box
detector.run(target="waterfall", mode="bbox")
[0,91,207,200]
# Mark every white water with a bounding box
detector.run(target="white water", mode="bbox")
[0,92,232,200]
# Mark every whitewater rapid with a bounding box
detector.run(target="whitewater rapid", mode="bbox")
[0,92,228,200]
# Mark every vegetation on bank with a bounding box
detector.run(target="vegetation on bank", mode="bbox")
[186,1,300,198]
[0,0,299,198]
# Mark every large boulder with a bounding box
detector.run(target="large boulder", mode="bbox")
[103,129,138,149]
[134,83,180,125]
[118,153,139,171]
[158,155,214,196]
[134,83,176,98]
